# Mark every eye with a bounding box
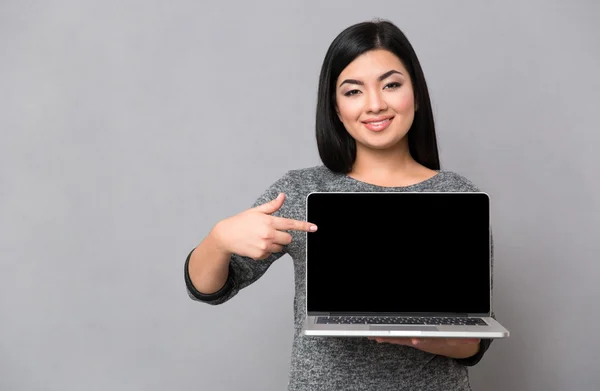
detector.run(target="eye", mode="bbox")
[384,82,402,90]
[344,89,361,97]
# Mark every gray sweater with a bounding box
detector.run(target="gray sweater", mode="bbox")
[185,165,494,391]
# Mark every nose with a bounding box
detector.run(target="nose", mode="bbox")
[366,89,387,113]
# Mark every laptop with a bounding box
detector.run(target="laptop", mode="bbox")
[301,191,510,339]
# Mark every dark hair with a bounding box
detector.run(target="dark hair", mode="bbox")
[315,20,440,173]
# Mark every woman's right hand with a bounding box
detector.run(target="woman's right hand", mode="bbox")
[212,193,318,260]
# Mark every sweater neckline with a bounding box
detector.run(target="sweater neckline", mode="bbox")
[340,170,443,190]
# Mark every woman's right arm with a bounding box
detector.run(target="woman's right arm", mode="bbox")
[184,190,317,304]
[186,224,232,295]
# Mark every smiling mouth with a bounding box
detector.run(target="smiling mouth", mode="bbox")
[362,117,394,131]
[364,119,391,125]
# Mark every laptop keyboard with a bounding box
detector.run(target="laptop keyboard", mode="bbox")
[316,316,487,326]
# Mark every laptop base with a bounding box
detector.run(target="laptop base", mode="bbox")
[301,316,510,339]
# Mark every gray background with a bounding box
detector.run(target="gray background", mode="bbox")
[1,0,599,390]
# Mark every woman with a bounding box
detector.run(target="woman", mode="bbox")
[185,19,494,390]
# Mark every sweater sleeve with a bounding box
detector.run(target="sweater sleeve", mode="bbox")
[451,173,496,366]
[454,228,496,366]
[184,171,295,305]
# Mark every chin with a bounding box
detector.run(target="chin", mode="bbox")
[357,134,408,151]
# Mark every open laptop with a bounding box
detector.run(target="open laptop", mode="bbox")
[301,192,510,339]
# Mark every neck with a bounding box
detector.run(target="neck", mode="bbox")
[351,140,414,175]
[347,140,435,187]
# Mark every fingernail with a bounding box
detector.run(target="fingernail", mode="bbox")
[310,225,318,231]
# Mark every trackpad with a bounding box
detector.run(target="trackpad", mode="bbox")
[369,325,439,331]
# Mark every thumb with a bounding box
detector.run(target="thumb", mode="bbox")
[254,193,285,214]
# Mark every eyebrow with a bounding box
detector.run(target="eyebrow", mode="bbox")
[339,70,403,87]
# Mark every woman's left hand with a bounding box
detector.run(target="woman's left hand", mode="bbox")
[367,337,481,358]
[368,337,479,346]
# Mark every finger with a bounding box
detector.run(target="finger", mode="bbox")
[410,338,479,347]
[411,338,439,346]
[254,252,271,260]
[251,245,283,261]
[448,338,480,345]
[369,337,411,345]
[389,338,412,345]
[271,216,318,232]
[253,244,282,260]
[268,243,284,254]
[272,231,293,246]
[254,193,285,214]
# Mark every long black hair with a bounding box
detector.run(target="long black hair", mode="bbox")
[315,20,440,173]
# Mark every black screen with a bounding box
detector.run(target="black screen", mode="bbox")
[306,192,491,314]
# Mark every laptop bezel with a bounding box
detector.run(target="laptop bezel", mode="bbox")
[304,191,493,318]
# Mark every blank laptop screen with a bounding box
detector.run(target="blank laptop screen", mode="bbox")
[306,192,491,315]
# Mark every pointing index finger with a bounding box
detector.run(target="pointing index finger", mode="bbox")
[271,216,318,232]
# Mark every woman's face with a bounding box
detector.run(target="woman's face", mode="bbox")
[335,49,416,151]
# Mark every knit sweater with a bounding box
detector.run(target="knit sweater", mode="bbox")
[184,165,494,391]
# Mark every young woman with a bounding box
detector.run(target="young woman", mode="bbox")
[185,19,494,390]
